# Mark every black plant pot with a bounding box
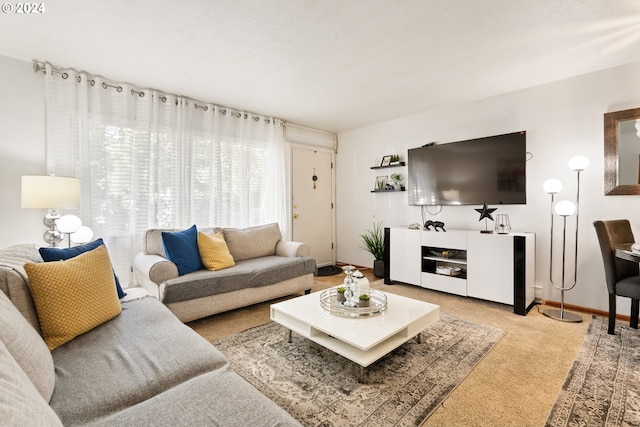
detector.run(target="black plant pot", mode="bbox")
[373,260,384,278]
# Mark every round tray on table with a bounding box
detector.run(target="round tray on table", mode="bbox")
[319,288,388,318]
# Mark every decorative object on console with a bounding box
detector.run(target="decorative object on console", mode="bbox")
[360,221,385,278]
[424,220,446,232]
[542,155,589,323]
[474,202,497,233]
[21,175,81,247]
[494,214,511,234]
[429,248,459,258]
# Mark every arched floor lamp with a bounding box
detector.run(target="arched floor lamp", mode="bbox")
[542,155,589,323]
[56,215,93,247]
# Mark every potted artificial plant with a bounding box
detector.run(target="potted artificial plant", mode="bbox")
[359,293,370,307]
[360,221,385,278]
[336,286,346,302]
[390,173,404,190]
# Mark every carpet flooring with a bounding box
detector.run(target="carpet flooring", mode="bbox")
[545,316,640,427]
[213,314,503,427]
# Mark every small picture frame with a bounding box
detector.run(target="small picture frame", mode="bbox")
[380,155,392,167]
[375,176,388,191]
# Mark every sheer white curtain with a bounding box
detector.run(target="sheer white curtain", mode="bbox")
[43,63,290,286]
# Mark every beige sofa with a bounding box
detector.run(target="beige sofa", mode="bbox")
[133,223,316,322]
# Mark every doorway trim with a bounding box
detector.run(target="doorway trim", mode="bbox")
[289,143,337,267]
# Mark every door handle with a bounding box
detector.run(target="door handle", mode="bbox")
[293,214,300,219]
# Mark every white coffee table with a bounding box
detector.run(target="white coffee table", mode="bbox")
[270,288,440,382]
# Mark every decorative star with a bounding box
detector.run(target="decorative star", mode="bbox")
[475,202,497,222]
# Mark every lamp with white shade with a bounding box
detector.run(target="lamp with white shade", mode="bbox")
[542,155,589,323]
[21,175,81,247]
[568,155,590,172]
[542,178,562,195]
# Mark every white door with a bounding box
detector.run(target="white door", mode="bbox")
[292,147,334,266]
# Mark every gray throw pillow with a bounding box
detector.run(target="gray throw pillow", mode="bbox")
[223,223,282,261]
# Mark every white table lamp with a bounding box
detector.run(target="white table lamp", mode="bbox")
[21,175,81,247]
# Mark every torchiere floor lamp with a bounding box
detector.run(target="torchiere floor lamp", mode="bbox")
[542,155,589,323]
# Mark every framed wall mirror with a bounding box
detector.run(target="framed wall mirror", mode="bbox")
[604,107,640,195]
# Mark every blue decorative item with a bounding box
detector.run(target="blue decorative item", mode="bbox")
[161,225,204,276]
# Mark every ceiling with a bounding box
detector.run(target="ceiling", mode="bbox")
[1,0,639,133]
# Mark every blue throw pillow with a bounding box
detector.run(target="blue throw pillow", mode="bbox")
[162,225,204,276]
[39,238,127,299]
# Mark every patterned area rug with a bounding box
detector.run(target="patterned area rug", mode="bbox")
[545,316,640,427]
[213,315,503,426]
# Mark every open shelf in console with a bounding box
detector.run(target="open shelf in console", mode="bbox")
[421,246,467,280]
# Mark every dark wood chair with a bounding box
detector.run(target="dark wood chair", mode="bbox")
[593,220,640,334]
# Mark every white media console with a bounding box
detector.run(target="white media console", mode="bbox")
[383,227,536,315]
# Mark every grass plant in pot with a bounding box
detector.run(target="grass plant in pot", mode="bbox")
[360,221,385,278]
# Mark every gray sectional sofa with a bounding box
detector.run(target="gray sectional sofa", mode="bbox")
[0,244,302,426]
[133,223,317,322]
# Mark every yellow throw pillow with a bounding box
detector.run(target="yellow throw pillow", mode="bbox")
[198,231,235,271]
[24,245,122,351]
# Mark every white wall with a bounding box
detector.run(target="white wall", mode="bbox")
[336,61,640,315]
[0,55,47,248]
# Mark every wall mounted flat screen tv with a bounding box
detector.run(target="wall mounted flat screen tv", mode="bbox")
[408,131,526,206]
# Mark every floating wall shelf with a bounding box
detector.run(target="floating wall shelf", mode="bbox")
[371,188,405,193]
[370,162,406,170]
